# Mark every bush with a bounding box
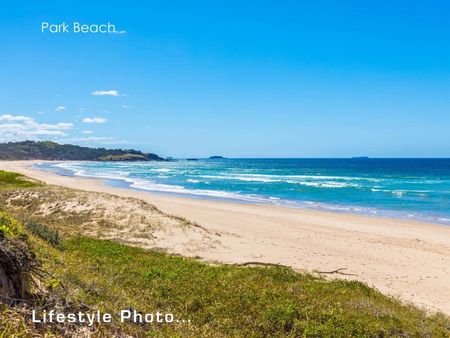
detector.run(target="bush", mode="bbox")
[0,212,22,237]
[25,221,62,247]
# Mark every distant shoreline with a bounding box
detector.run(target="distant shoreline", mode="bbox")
[1,160,450,314]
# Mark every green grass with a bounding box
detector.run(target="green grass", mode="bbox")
[0,305,36,337]
[0,170,41,189]
[30,237,447,337]
[0,216,449,337]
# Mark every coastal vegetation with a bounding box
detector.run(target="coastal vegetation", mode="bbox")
[0,171,449,337]
[0,170,42,188]
[97,153,149,161]
[0,141,164,161]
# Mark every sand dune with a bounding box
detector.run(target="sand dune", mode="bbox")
[1,160,450,315]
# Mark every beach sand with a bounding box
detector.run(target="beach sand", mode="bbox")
[1,160,450,315]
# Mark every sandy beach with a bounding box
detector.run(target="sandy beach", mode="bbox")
[1,160,450,315]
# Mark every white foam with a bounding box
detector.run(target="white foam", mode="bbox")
[128,178,275,203]
[187,179,200,183]
[287,180,358,188]
[392,190,405,196]
[152,168,171,173]
[201,173,367,187]
[200,174,281,183]
[236,173,377,181]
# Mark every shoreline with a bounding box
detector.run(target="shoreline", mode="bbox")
[33,160,450,227]
[1,160,450,315]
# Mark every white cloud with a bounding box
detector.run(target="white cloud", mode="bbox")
[61,136,129,145]
[121,105,132,109]
[0,114,74,142]
[91,90,120,96]
[82,117,107,124]
[82,130,94,134]
[0,114,33,122]
[72,136,111,142]
[54,106,66,112]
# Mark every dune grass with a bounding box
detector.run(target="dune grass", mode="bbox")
[0,170,41,189]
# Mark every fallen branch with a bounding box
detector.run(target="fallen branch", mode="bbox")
[317,268,357,276]
[237,261,288,268]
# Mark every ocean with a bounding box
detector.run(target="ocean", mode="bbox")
[35,158,450,225]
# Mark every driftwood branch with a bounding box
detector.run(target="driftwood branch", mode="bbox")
[317,268,357,276]
[237,262,358,277]
[237,261,288,268]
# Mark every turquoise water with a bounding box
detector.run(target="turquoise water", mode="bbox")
[36,158,450,225]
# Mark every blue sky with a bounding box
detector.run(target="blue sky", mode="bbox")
[1,1,449,157]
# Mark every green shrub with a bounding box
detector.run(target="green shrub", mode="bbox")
[0,211,22,237]
[25,221,62,247]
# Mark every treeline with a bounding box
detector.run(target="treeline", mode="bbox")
[0,141,165,161]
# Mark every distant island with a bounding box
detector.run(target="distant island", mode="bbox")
[209,156,225,159]
[352,156,369,159]
[0,141,165,161]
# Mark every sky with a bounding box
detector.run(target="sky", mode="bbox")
[1,1,449,158]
